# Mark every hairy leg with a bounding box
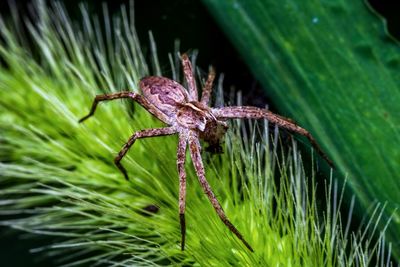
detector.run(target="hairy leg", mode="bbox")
[181,53,198,101]
[212,106,334,167]
[115,127,177,180]
[200,66,216,105]
[177,132,188,250]
[79,91,170,124]
[188,130,254,252]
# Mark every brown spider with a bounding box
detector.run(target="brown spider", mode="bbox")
[79,53,333,252]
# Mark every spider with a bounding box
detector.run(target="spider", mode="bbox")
[79,53,333,252]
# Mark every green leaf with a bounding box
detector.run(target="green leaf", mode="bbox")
[202,0,400,259]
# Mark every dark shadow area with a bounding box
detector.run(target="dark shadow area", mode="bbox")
[368,0,400,41]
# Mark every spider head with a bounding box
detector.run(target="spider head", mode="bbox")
[176,102,212,131]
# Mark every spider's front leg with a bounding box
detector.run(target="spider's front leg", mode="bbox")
[181,53,198,101]
[115,127,177,180]
[212,106,334,167]
[188,130,254,252]
[200,66,216,105]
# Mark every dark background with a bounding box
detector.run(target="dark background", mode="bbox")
[0,1,398,266]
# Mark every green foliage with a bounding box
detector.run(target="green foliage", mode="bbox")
[202,0,400,259]
[0,1,394,266]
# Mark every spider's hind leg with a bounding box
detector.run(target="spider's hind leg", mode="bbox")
[114,127,177,180]
[177,133,188,250]
[79,92,135,123]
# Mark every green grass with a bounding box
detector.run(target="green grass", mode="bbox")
[0,1,394,266]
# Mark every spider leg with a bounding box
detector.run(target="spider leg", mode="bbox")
[212,106,334,167]
[79,91,170,124]
[188,130,254,252]
[177,132,188,250]
[181,53,198,101]
[115,127,177,180]
[200,66,216,105]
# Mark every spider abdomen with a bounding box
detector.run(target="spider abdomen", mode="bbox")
[140,76,189,117]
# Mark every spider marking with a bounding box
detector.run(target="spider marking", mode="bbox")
[79,53,334,252]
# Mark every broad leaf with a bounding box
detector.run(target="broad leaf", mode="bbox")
[202,0,400,258]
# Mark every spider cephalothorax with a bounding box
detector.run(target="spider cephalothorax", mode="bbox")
[79,53,333,252]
